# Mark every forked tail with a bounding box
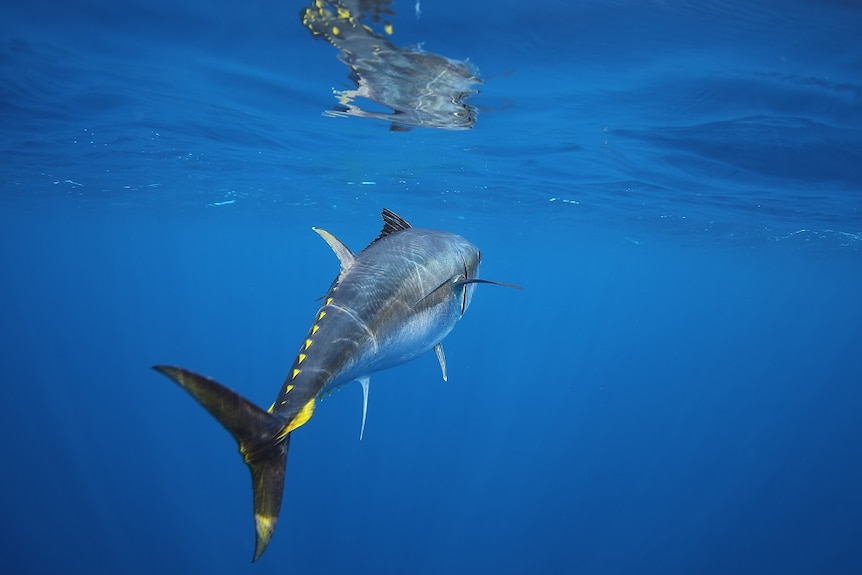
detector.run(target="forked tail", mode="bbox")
[153,365,289,562]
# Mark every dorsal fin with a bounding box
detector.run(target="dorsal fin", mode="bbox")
[366,209,412,249]
[379,208,412,238]
[312,227,355,273]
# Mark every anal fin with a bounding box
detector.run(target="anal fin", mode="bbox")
[358,376,370,440]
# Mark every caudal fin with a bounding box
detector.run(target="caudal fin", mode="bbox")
[152,365,288,561]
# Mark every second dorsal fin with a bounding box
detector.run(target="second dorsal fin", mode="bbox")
[312,227,355,273]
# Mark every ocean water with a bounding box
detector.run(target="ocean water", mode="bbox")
[2,0,861,573]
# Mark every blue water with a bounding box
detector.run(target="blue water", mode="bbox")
[2,0,861,573]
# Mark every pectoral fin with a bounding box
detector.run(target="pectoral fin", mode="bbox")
[452,278,524,291]
[434,342,448,382]
[415,277,524,308]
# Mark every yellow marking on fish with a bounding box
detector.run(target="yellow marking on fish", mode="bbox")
[304,338,313,350]
[286,384,295,393]
[255,513,276,542]
[326,297,333,305]
[332,26,340,36]
[283,397,316,434]
[312,324,320,334]
[291,368,301,380]
[384,23,393,35]
[337,6,351,19]
[318,311,327,320]
[298,353,307,364]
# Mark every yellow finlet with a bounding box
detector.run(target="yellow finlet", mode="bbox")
[291,368,301,380]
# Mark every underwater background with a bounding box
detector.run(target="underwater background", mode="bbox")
[2,0,861,573]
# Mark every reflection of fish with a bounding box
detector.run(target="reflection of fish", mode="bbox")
[302,0,481,130]
[153,209,520,561]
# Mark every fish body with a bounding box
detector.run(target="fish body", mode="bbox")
[153,209,518,560]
